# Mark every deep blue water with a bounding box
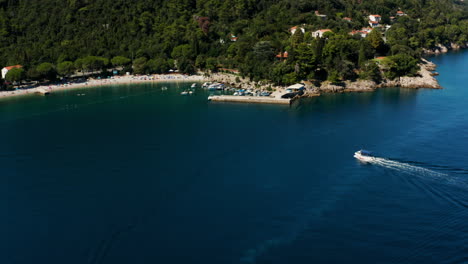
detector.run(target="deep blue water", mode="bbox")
[1,51,467,264]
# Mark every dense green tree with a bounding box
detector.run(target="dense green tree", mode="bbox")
[57,61,75,77]
[133,57,148,74]
[367,30,385,53]
[82,56,108,72]
[359,61,381,82]
[0,0,464,84]
[111,56,131,68]
[26,68,41,80]
[390,54,419,77]
[5,68,25,82]
[36,62,56,80]
[205,57,218,72]
[253,41,275,62]
[295,43,316,79]
[291,29,304,48]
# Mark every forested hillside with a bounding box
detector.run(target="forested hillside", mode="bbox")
[0,0,467,84]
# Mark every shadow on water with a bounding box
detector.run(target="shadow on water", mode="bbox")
[291,87,419,116]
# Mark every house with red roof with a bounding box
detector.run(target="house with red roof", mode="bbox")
[230,34,238,42]
[343,17,352,22]
[369,21,380,28]
[349,30,369,38]
[2,65,22,79]
[290,26,305,35]
[368,14,381,28]
[315,11,327,20]
[396,11,406,16]
[312,29,332,38]
[276,51,288,59]
[369,15,382,22]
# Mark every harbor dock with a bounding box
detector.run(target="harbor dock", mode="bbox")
[36,88,51,95]
[208,95,292,105]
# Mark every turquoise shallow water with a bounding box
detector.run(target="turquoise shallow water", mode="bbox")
[1,51,467,264]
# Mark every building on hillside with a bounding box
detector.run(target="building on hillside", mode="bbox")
[369,15,382,22]
[369,21,380,28]
[390,16,396,23]
[1,65,22,79]
[230,34,238,42]
[312,29,332,38]
[396,10,406,16]
[374,56,388,64]
[289,26,305,35]
[315,11,327,20]
[343,17,352,22]
[349,30,369,38]
[276,51,288,59]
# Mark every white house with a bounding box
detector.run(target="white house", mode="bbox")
[1,65,22,79]
[369,15,382,22]
[369,21,380,28]
[290,26,305,35]
[350,30,368,38]
[312,29,332,38]
[315,11,327,20]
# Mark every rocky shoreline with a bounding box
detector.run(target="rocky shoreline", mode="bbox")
[209,57,442,98]
[422,42,467,55]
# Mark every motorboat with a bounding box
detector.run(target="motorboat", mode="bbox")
[202,82,212,88]
[181,91,189,95]
[354,150,375,162]
[208,83,226,90]
[191,83,197,88]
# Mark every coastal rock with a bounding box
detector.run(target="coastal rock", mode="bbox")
[450,42,461,50]
[421,58,436,71]
[437,44,449,53]
[378,61,441,89]
[319,82,346,92]
[343,80,376,92]
[423,42,467,55]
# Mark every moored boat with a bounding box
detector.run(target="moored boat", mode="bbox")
[202,82,212,88]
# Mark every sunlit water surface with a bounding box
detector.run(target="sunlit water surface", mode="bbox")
[1,51,467,264]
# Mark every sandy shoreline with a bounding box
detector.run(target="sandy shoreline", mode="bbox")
[0,74,206,99]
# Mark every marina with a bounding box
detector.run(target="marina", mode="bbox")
[206,83,314,105]
[208,95,293,104]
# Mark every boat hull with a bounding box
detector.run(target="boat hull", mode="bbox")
[354,151,375,162]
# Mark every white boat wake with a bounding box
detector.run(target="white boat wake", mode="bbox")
[363,156,468,191]
[366,156,448,178]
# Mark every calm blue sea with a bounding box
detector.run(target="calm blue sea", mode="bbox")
[1,51,467,264]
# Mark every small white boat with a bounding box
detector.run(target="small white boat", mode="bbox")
[354,150,375,162]
[189,91,194,95]
[191,83,197,88]
[202,82,212,88]
[181,91,189,95]
[162,86,168,90]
